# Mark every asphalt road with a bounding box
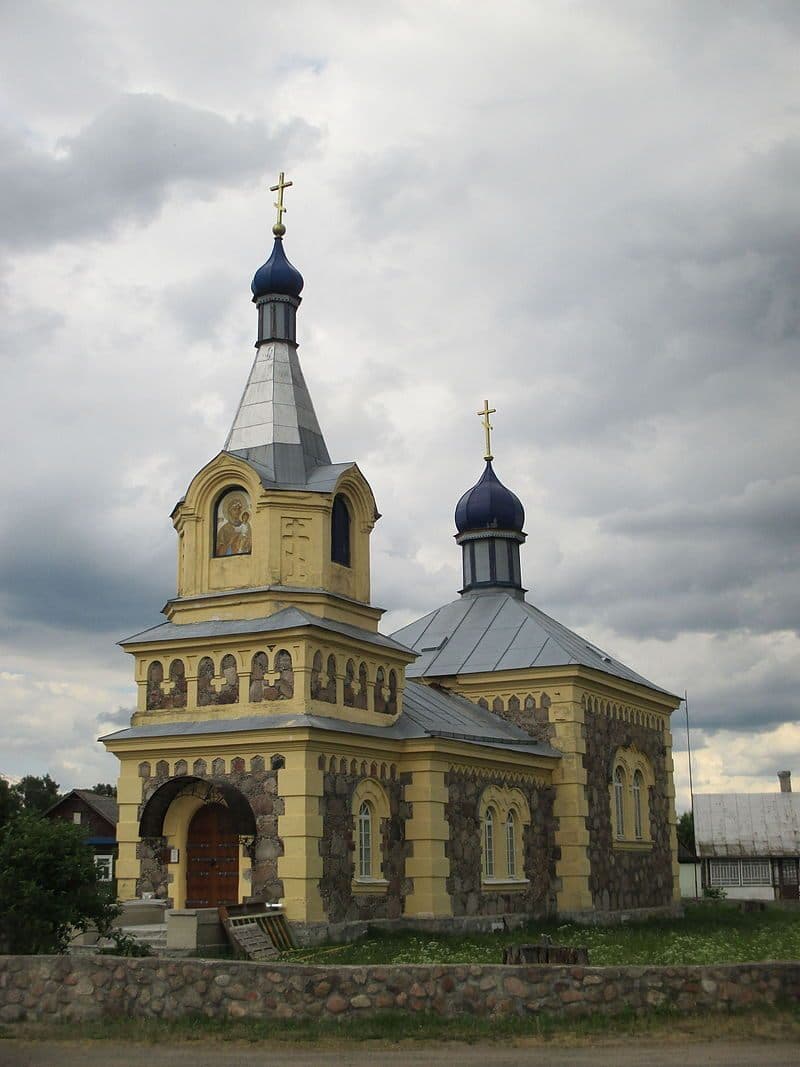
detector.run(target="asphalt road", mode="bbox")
[1,1041,797,1067]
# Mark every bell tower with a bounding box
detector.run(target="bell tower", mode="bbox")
[167,175,381,630]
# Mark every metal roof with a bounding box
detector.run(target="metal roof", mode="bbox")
[100,680,560,760]
[391,591,675,696]
[121,605,412,655]
[694,793,800,858]
[45,789,118,826]
[224,339,333,486]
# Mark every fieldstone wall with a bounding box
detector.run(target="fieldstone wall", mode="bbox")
[445,771,558,917]
[137,762,283,904]
[583,712,673,910]
[318,767,412,923]
[1,956,798,1023]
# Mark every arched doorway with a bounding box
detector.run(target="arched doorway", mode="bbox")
[185,803,240,908]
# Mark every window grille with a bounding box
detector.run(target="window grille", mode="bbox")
[613,767,625,838]
[484,808,495,879]
[358,802,372,879]
[740,860,771,886]
[632,770,643,840]
[709,860,740,886]
[505,812,516,878]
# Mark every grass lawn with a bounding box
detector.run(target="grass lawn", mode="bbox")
[5,1003,800,1047]
[278,903,800,967]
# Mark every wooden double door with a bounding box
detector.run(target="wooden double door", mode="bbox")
[185,803,240,908]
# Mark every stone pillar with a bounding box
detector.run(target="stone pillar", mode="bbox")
[403,758,452,917]
[551,693,593,912]
[277,746,325,921]
[115,757,145,901]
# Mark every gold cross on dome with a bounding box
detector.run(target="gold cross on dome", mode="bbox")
[477,400,496,461]
[270,171,293,235]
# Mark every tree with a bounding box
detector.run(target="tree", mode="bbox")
[90,783,117,797]
[0,813,118,954]
[11,773,61,814]
[676,810,695,854]
[0,779,21,832]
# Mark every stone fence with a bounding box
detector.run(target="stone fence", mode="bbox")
[0,955,798,1024]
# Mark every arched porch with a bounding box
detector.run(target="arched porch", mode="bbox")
[138,776,258,909]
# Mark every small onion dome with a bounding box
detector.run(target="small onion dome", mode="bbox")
[455,460,525,533]
[251,237,304,300]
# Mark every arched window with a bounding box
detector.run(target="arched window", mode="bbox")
[484,807,495,879]
[374,667,387,713]
[331,494,351,567]
[610,748,654,847]
[343,659,356,707]
[167,659,187,709]
[358,801,372,879]
[633,770,644,840]
[249,652,268,702]
[506,811,517,878]
[357,662,369,709]
[614,766,626,838]
[146,661,164,711]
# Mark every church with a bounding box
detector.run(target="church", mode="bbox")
[102,177,682,926]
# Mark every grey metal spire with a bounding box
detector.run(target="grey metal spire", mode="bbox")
[224,339,332,485]
[225,209,332,486]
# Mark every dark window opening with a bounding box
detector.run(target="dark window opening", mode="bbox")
[331,494,351,567]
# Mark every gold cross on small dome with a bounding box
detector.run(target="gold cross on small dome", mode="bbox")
[477,399,496,461]
[270,171,293,235]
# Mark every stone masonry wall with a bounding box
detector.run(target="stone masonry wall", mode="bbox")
[318,767,412,923]
[1,956,798,1023]
[138,761,283,904]
[583,711,673,910]
[445,771,558,917]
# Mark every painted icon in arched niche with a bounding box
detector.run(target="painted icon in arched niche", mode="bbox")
[214,488,252,557]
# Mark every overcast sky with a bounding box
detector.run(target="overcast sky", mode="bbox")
[0,1,797,810]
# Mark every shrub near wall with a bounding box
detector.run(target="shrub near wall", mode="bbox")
[0,956,799,1023]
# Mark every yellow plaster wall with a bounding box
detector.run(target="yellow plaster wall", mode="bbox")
[162,793,205,910]
[114,759,145,902]
[277,746,325,921]
[171,454,377,620]
[403,757,452,917]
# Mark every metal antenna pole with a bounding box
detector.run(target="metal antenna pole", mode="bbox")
[684,689,699,898]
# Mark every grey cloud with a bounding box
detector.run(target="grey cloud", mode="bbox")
[606,479,800,545]
[0,93,319,250]
[0,485,173,638]
[98,705,135,728]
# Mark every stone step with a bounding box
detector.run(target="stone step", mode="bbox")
[116,924,168,949]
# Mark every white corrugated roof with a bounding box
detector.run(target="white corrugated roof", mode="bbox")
[694,792,800,858]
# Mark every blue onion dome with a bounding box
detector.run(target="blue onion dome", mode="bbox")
[251,237,304,300]
[455,461,525,533]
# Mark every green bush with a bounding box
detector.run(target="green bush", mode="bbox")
[703,885,727,901]
[0,812,119,954]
